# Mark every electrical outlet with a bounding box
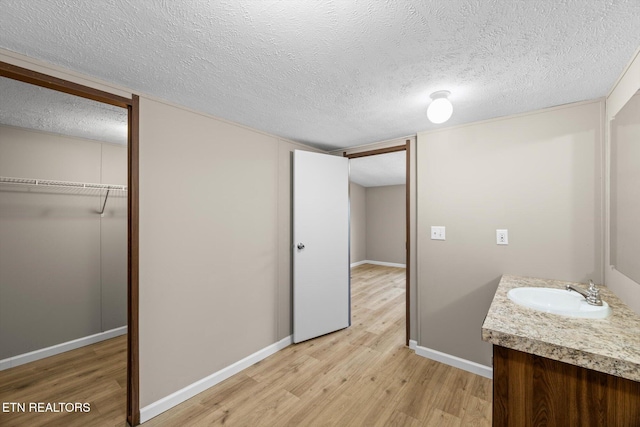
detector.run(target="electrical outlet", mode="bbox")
[497,229,508,245]
[431,226,446,240]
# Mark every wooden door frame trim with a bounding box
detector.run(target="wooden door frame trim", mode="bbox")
[343,142,411,346]
[127,95,140,426]
[0,62,140,426]
[0,62,131,108]
[345,144,407,159]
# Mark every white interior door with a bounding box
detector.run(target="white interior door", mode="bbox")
[293,150,350,343]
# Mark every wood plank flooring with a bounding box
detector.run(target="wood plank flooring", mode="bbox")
[0,264,492,426]
[0,334,127,427]
[146,264,492,426]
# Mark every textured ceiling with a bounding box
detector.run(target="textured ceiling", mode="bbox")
[1,1,640,151]
[350,151,406,187]
[0,77,127,144]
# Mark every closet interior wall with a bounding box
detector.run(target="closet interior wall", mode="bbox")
[0,124,127,363]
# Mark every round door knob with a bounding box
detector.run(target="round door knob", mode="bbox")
[297,243,305,250]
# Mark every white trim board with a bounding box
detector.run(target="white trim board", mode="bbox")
[140,335,293,424]
[408,340,417,350]
[350,260,406,268]
[414,345,493,379]
[350,260,368,267]
[0,326,127,371]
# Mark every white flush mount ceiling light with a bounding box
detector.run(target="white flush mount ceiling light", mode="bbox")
[427,90,453,124]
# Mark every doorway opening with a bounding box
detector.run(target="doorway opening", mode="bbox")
[0,62,139,426]
[345,141,410,346]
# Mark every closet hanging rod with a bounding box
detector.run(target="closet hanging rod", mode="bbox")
[0,176,127,191]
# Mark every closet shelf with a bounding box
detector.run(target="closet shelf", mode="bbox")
[0,176,127,191]
[1,176,126,215]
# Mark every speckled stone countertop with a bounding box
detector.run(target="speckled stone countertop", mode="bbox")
[482,275,640,382]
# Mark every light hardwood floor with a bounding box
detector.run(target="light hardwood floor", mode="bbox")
[0,333,127,427]
[0,264,492,426]
[146,264,492,426]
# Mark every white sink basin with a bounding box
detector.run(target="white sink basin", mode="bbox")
[507,287,612,319]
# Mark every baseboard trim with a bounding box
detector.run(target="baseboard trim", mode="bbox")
[408,340,417,350]
[0,326,127,371]
[139,335,293,424]
[350,260,406,268]
[414,345,493,379]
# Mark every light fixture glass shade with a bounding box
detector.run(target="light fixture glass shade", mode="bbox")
[427,91,453,124]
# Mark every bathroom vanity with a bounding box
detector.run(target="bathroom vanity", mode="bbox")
[482,275,640,426]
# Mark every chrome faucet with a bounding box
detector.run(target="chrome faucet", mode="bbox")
[566,280,603,306]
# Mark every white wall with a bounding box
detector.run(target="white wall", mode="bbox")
[417,100,604,366]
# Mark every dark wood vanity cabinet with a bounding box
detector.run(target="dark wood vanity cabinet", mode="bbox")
[492,345,640,426]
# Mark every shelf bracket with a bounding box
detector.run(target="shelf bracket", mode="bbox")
[99,189,110,215]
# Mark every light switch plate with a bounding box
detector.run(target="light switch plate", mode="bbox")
[497,229,508,245]
[431,226,446,240]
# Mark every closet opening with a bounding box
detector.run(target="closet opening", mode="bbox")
[0,62,139,426]
[345,141,410,346]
